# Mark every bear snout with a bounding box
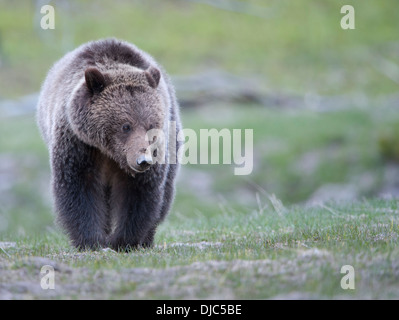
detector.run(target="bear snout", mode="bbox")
[127,149,153,173]
[136,153,153,169]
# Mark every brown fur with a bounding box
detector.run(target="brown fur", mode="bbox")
[37,38,181,250]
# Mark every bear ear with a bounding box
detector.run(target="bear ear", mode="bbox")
[85,67,106,95]
[145,66,161,89]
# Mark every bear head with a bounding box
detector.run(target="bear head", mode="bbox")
[67,65,166,175]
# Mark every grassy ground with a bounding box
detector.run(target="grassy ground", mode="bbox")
[1,0,399,300]
[1,198,399,299]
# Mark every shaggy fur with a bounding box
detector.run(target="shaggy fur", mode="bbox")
[37,38,181,251]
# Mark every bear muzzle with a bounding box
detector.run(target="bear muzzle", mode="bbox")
[128,151,153,173]
[136,154,153,169]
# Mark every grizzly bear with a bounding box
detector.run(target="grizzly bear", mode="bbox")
[37,38,181,251]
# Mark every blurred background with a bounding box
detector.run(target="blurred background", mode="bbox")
[0,0,398,237]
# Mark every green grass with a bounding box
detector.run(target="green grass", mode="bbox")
[1,198,398,299]
[1,0,399,97]
[176,104,388,205]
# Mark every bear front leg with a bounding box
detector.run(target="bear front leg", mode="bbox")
[141,165,178,248]
[52,137,108,250]
[157,164,178,222]
[109,175,163,251]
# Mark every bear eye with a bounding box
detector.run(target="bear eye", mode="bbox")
[149,124,154,130]
[153,149,158,158]
[122,124,131,133]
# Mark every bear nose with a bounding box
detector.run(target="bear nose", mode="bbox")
[136,154,153,167]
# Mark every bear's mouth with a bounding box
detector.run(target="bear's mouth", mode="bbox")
[130,165,150,174]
